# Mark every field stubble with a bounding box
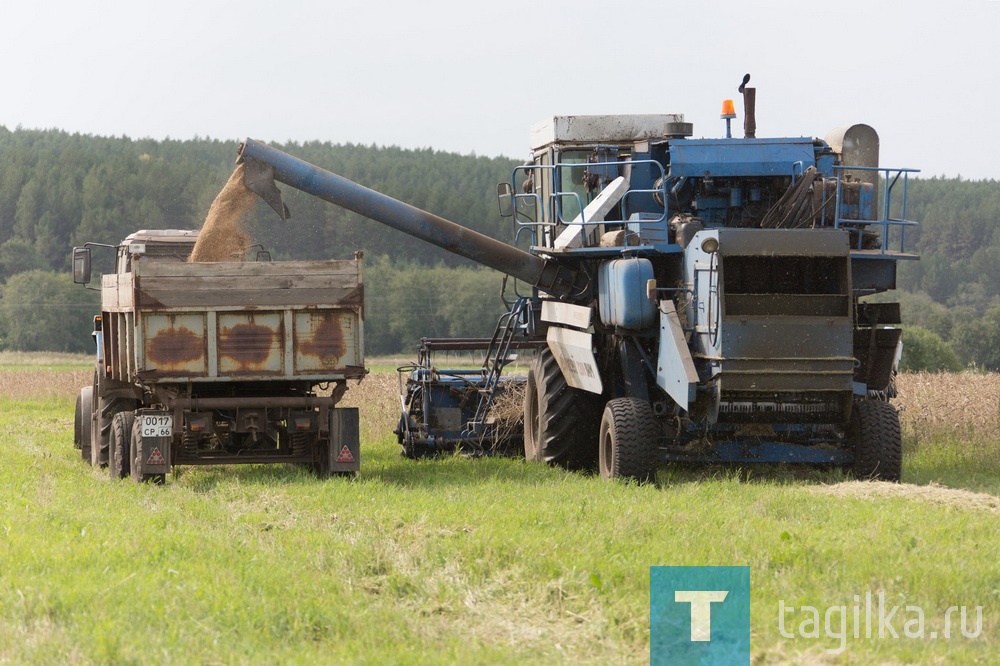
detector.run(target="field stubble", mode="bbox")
[1,361,998,663]
[6,364,995,443]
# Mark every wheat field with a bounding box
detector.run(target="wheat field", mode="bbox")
[3,362,996,443]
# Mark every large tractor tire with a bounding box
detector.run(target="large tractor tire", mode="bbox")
[850,399,902,482]
[599,397,660,482]
[523,348,601,470]
[75,386,94,464]
[109,411,136,480]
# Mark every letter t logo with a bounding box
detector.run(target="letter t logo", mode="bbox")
[674,591,729,641]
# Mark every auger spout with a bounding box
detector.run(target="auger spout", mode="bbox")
[237,138,583,299]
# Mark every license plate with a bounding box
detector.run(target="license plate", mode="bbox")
[141,414,172,438]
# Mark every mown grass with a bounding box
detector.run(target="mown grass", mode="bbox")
[0,366,997,664]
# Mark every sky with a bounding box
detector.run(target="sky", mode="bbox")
[3,0,999,180]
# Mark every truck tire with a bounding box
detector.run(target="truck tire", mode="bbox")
[598,397,660,482]
[92,394,136,468]
[130,416,164,484]
[523,348,600,470]
[74,394,83,449]
[850,399,902,482]
[310,435,332,477]
[76,386,94,464]
[109,411,136,480]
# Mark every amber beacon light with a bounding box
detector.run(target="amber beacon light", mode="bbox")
[721,99,737,138]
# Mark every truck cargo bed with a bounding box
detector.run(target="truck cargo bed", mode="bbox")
[101,259,364,384]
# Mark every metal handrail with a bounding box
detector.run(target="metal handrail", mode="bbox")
[509,159,668,248]
[832,165,920,254]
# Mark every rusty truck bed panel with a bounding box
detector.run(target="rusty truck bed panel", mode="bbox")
[104,260,363,311]
[103,259,364,383]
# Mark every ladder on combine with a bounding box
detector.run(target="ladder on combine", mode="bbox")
[464,295,540,444]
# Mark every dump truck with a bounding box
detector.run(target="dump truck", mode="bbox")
[143,76,915,484]
[72,229,364,482]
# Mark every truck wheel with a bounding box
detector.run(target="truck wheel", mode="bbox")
[598,397,660,482]
[130,416,164,484]
[850,399,902,482]
[311,436,332,477]
[109,411,135,480]
[74,394,83,449]
[91,380,133,468]
[76,386,94,464]
[523,348,600,470]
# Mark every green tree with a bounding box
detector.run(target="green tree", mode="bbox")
[0,270,98,352]
[951,304,1000,371]
[899,327,963,372]
[0,238,46,281]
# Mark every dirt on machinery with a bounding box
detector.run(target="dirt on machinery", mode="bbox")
[188,164,257,262]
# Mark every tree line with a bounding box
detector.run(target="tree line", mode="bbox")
[0,127,519,356]
[0,128,997,367]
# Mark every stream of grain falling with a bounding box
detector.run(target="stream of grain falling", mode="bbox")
[187,163,257,262]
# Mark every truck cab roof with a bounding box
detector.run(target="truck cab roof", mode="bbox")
[122,229,200,245]
[120,229,200,268]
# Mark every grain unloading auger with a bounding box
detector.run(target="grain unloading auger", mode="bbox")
[237,79,919,482]
[238,139,585,300]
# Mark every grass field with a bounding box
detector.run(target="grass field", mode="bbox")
[1,356,997,664]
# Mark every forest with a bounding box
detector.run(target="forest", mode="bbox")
[0,127,997,367]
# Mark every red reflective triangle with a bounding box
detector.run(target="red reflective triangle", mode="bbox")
[147,447,166,465]
[335,444,355,463]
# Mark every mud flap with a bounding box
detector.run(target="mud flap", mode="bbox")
[328,407,360,473]
[135,410,172,477]
[545,326,602,394]
[655,301,698,410]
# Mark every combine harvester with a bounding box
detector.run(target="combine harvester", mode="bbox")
[224,77,921,481]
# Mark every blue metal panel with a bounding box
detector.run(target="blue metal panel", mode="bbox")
[669,138,818,178]
[598,258,656,331]
[626,213,670,244]
[660,440,853,464]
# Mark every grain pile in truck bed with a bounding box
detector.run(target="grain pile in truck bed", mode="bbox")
[187,164,257,262]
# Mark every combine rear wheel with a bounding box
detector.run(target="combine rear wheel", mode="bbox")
[109,411,136,479]
[523,348,600,470]
[598,397,660,482]
[850,399,902,482]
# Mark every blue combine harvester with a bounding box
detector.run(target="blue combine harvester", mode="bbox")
[237,77,919,481]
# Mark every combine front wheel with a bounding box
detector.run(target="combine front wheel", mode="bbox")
[598,397,659,482]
